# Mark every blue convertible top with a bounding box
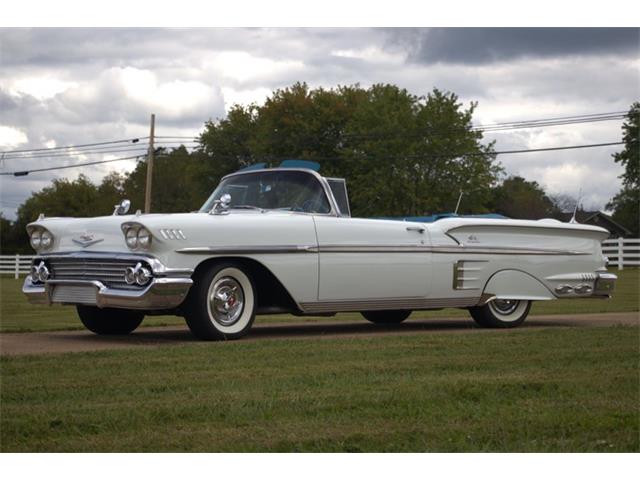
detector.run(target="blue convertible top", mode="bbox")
[379,213,508,223]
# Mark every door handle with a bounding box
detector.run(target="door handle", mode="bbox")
[406,226,425,234]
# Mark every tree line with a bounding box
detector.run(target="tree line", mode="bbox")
[1,85,637,253]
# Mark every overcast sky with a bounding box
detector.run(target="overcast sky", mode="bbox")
[0,27,638,219]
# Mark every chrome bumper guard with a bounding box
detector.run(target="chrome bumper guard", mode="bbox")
[23,263,193,310]
[593,272,617,298]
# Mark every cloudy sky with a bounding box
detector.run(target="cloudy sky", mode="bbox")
[0,27,638,219]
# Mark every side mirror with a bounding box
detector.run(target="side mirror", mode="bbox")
[113,199,131,216]
[209,193,232,215]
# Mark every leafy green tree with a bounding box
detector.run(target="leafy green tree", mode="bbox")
[0,213,28,254]
[607,103,639,236]
[341,86,500,216]
[491,176,559,219]
[123,147,205,213]
[198,83,501,217]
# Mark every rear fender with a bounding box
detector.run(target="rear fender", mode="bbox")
[482,269,554,303]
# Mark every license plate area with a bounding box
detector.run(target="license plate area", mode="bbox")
[50,285,98,305]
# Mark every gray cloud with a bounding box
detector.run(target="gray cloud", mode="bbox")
[0,27,638,221]
[395,28,640,65]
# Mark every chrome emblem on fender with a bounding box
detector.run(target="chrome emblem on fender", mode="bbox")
[467,234,480,243]
[72,234,104,247]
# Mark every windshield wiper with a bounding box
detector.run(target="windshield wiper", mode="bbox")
[231,205,266,211]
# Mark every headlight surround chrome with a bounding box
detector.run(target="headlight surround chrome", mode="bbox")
[122,223,153,251]
[30,230,42,249]
[137,227,152,249]
[125,228,139,249]
[27,226,54,252]
[40,230,53,249]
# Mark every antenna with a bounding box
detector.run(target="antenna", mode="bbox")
[454,190,464,215]
[569,187,583,224]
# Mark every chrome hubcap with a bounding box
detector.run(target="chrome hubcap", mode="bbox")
[209,276,244,326]
[491,299,520,315]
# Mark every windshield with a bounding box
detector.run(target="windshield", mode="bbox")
[200,170,332,214]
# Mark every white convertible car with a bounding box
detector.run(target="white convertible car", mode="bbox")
[23,163,617,340]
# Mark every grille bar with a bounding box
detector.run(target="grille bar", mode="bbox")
[46,257,146,288]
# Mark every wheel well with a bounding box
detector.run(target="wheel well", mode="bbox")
[192,257,300,314]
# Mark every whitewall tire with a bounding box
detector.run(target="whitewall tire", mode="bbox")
[468,299,532,328]
[184,262,256,340]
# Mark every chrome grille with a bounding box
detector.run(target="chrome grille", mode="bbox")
[47,257,146,289]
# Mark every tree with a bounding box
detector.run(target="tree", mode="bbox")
[342,86,500,216]
[123,146,205,213]
[607,103,639,236]
[491,176,559,219]
[197,83,501,217]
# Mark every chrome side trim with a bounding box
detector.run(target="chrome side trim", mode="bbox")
[299,296,480,313]
[176,244,589,256]
[176,245,318,255]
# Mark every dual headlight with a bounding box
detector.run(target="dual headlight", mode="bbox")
[28,226,54,252]
[122,223,152,250]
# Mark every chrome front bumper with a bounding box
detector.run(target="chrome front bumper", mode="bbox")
[23,274,193,310]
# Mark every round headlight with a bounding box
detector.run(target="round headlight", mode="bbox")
[137,228,152,249]
[40,230,53,249]
[30,230,42,249]
[125,228,138,248]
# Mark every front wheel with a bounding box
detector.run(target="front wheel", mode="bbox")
[361,310,412,324]
[183,262,257,340]
[76,306,144,335]
[468,299,532,328]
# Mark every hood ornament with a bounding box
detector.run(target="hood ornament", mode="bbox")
[72,234,104,248]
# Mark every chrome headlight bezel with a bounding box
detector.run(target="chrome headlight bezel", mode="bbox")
[122,222,153,251]
[27,226,54,252]
[137,227,152,249]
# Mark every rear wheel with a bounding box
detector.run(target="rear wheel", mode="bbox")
[361,310,412,324]
[468,299,531,328]
[183,262,256,340]
[76,306,144,335]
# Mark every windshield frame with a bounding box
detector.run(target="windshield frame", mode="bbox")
[200,168,340,216]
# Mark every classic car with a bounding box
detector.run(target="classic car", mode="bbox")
[23,161,617,340]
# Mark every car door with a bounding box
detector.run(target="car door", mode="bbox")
[313,216,432,301]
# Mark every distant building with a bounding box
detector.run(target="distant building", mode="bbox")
[556,211,632,238]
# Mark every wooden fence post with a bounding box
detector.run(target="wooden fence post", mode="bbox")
[617,237,624,271]
[14,253,20,279]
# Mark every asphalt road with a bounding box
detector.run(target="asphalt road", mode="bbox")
[0,312,638,356]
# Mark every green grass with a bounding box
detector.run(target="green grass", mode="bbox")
[1,269,638,333]
[1,326,638,452]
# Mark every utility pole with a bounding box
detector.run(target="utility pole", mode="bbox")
[144,113,155,213]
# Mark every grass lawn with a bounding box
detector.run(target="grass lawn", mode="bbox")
[1,326,638,452]
[1,269,638,333]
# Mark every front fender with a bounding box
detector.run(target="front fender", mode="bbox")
[482,269,554,302]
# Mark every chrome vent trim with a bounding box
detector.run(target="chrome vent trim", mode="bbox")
[159,229,187,240]
[453,260,487,290]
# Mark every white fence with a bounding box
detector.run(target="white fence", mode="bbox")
[602,238,640,270]
[0,255,35,279]
[0,238,637,278]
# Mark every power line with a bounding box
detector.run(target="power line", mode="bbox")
[0,154,145,176]
[0,137,149,155]
[0,143,199,161]
[0,141,623,177]
[1,109,631,157]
